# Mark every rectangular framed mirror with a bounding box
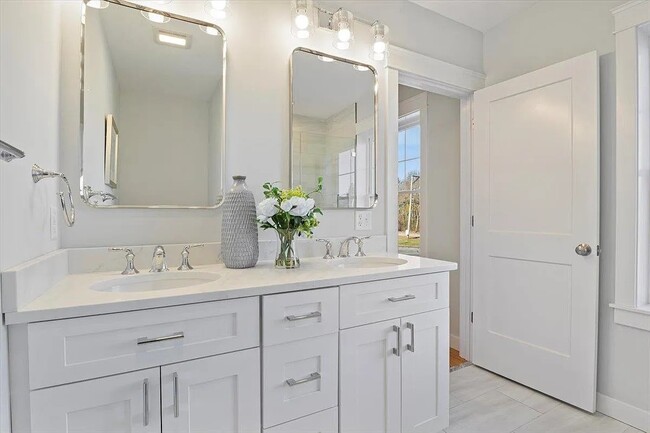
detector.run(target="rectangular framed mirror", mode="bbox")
[291,48,378,209]
[80,0,226,208]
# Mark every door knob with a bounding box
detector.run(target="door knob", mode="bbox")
[575,243,592,256]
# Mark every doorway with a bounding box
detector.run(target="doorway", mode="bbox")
[397,84,465,368]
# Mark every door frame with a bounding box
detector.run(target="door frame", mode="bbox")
[386,47,484,360]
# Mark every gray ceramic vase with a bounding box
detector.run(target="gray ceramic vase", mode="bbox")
[221,176,259,268]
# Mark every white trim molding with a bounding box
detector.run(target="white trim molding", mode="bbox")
[612,0,650,331]
[597,392,650,432]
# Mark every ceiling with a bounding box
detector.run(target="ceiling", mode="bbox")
[91,4,223,101]
[409,0,538,33]
[292,51,375,120]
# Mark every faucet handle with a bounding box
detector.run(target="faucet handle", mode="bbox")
[316,239,334,259]
[354,236,371,257]
[109,247,139,275]
[178,244,205,271]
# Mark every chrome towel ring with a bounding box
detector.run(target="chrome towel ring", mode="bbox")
[32,164,76,227]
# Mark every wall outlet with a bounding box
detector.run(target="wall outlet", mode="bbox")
[49,206,58,240]
[355,211,372,231]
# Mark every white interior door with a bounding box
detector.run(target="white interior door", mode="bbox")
[472,51,600,412]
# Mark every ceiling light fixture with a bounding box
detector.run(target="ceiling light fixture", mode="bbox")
[331,8,354,50]
[205,0,229,20]
[199,25,221,36]
[370,21,389,62]
[141,10,170,23]
[84,0,109,9]
[156,30,189,48]
[291,0,313,39]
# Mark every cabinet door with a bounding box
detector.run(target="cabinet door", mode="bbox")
[30,368,161,433]
[161,348,261,433]
[340,319,401,433]
[401,310,449,433]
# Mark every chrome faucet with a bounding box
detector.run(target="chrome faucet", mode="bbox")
[354,236,371,257]
[178,244,205,271]
[338,237,360,258]
[110,247,139,275]
[150,246,169,272]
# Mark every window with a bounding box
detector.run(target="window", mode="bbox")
[612,3,650,331]
[398,112,421,255]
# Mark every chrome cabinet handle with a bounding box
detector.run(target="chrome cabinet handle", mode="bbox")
[137,332,184,345]
[392,325,401,357]
[388,294,416,303]
[406,322,415,352]
[173,372,179,418]
[143,379,149,427]
[286,372,321,386]
[285,311,321,321]
[575,243,592,256]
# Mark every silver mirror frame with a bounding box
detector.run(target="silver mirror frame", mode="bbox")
[289,47,379,210]
[79,0,227,209]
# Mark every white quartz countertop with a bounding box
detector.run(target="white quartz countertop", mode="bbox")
[3,254,456,325]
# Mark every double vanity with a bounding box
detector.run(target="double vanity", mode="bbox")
[2,249,455,433]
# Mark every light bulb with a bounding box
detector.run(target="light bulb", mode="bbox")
[141,11,169,23]
[294,13,309,30]
[205,0,228,19]
[353,64,369,72]
[317,55,335,62]
[373,41,387,54]
[85,0,109,9]
[338,27,351,42]
[199,25,220,36]
[210,0,226,10]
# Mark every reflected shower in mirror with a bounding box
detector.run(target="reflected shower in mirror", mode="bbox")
[81,1,225,208]
[291,49,377,209]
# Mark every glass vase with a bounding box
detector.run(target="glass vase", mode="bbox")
[275,229,300,269]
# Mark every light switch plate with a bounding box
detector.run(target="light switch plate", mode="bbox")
[49,206,58,240]
[355,211,372,231]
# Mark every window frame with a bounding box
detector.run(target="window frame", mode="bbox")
[612,0,650,331]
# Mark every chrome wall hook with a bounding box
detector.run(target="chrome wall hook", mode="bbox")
[32,164,76,227]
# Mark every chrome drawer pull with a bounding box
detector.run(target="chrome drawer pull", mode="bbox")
[143,379,150,426]
[137,332,184,345]
[393,325,401,357]
[285,311,321,321]
[406,322,415,352]
[173,372,180,418]
[388,294,416,303]
[286,372,321,386]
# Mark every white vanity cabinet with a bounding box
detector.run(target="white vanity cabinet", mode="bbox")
[339,274,450,433]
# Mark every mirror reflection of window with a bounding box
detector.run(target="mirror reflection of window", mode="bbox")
[291,50,377,209]
[82,3,225,207]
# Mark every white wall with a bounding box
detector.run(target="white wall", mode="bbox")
[208,80,223,203]
[0,2,64,431]
[58,0,481,249]
[117,91,211,206]
[83,8,119,195]
[484,0,650,418]
[425,92,461,346]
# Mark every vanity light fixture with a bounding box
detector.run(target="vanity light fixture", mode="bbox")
[291,0,313,39]
[204,0,229,20]
[84,0,109,9]
[199,25,220,36]
[370,21,389,62]
[317,55,335,63]
[141,10,170,24]
[331,8,354,50]
[353,64,369,72]
[156,30,190,48]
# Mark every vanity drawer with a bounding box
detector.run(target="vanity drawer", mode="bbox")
[27,297,259,390]
[263,287,338,346]
[263,333,338,428]
[339,273,449,329]
[264,408,338,433]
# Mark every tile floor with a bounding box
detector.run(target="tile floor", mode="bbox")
[446,365,644,433]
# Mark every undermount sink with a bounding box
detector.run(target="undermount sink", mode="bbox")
[91,272,220,293]
[330,257,409,269]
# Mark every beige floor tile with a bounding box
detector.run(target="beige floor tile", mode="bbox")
[450,365,508,403]
[514,403,632,433]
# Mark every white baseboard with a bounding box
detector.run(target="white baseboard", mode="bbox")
[597,392,649,432]
[450,334,460,351]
